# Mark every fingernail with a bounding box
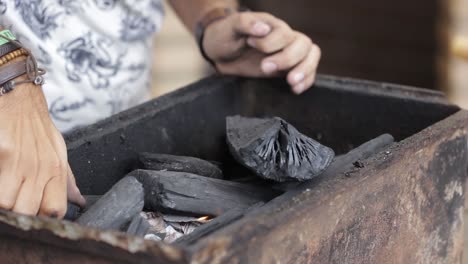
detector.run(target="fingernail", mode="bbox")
[294,83,306,94]
[253,22,271,35]
[49,212,59,219]
[247,38,256,47]
[292,72,305,84]
[262,61,278,74]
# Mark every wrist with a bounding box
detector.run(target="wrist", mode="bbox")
[195,7,237,68]
[0,29,47,113]
[0,57,47,114]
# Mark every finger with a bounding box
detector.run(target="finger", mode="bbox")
[0,160,23,210]
[293,72,317,95]
[233,12,272,37]
[216,49,268,77]
[12,177,44,216]
[246,22,294,54]
[260,33,313,75]
[287,44,321,94]
[39,172,67,218]
[67,164,85,207]
[37,134,69,218]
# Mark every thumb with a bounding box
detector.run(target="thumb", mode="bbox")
[233,13,271,37]
[67,164,86,207]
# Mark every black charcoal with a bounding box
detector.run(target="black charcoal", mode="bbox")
[64,195,102,221]
[64,203,81,221]
[126,214,151,237]
[131,170,279,216]
[274,133,395,191]
[83,195,101,210]
[226,116,335,182]
[139,153,223,179]
[76,176,144,230]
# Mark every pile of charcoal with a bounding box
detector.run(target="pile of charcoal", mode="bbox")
[65,116,393,243]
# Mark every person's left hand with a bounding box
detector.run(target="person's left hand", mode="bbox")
[203,11,321,94]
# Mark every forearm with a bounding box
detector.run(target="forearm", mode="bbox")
[168,0,238,33]
[0,24,83,217]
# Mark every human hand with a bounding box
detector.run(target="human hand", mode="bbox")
[203,11,321,94]
[0,77,85,218]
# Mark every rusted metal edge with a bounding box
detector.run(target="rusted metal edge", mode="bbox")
[0,209,187,263]
[187,109,468,263]
[314,74,456,105]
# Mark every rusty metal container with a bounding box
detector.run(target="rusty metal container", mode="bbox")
[0,75,466,263]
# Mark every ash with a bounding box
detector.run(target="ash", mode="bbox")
[141,212,210,243]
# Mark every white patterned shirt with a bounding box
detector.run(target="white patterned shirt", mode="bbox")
[0,0,164,132]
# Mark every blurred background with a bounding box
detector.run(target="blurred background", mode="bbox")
[152,0,468,109]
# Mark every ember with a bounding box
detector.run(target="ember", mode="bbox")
[197,216,210,222]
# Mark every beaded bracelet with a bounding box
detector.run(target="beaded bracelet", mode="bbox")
[0,30,46,97]
[0,42,21,59]
[0,48,28,67]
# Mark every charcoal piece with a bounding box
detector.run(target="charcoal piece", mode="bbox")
[76,176,144,230]
[139,153,223,179]
[126,214,151,237]
[64,203,81,221]
[64,195,103,221]
[274,134,395,191]
[83,195,101,209]
[226,116,335,182]
[131,170,279,216]
[335,134,394,174]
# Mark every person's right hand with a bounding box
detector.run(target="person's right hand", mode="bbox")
[0,73,85,218]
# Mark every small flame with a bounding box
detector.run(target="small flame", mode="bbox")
[197,216,211,222]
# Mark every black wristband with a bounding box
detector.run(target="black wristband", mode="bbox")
[195,7,236,68]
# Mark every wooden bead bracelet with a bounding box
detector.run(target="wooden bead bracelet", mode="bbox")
[0,30,46,97]
[0,48,28,67]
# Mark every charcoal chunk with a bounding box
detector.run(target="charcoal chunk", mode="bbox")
[126,214,151,237]
[64,195,103,222]
[76,176,144,230]
[64,203,81,221]
[83,195,101,211]
[226,116,335,182]
[139,153,223,179]
[274,133,395,191]
[131,170,279,216]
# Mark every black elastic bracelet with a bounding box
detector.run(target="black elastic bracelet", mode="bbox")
[195,8,235,68]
